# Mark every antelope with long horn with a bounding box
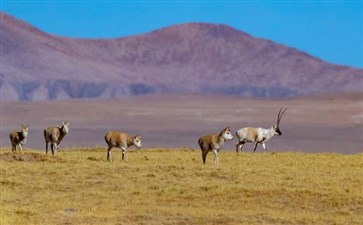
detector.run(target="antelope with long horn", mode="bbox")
[236,108,287,153]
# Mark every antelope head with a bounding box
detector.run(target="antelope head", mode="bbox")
[133,135,142,149]
[272,107,287,136]
[61,121,70,134]
[221,127,234,140]
[21,124,29,137]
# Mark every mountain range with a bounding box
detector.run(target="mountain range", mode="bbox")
[1,12,362,101]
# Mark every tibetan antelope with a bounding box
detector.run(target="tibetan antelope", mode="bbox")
[198,127,233,165]
[43,121,70,156]
[104,131,142,162]
[236,107,287,153]
[9,124,29,153]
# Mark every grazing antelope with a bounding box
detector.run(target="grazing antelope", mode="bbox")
[9,124,29,153]
[198,127,233,165]
[236,107,287,153]
[104,131,142,162]
[43,121,70,156]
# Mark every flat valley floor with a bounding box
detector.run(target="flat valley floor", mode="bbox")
[1,94,362,153]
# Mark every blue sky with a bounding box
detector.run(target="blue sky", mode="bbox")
[1,1,362,68]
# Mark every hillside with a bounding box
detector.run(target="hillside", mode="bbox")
[1,12,362,101]
[1,149,362,225]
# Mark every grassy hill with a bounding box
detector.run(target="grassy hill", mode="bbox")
[1,148,362,225]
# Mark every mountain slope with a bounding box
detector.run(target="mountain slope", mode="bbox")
[1,12,362,101]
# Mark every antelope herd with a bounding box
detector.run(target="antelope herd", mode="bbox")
[7,108,287,165]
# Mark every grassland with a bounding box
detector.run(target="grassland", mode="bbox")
[1,148,362,225]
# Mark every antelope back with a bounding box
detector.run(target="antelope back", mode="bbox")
[44,127,61,142]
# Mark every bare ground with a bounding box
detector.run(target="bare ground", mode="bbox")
[0,152,63,162]
[1,94,362,153]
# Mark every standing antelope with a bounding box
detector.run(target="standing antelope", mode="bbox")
[236,108,287,153]
[43,121,70,156]
[104,131,142,162]
[9,124,29,153]
[198,127,233,165]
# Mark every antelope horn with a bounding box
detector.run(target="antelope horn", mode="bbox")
[277,107,287,125]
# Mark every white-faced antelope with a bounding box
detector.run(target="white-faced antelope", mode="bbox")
[104,131,142,162]
[43,121,70,156]
[198,127,233,165]
[236,107,287,153]
[9,124,29,153]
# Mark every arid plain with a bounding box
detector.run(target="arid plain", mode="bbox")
[1,94,362,153]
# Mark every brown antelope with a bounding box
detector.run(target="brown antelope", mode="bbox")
[198,127,233,165]
[104,131,142,162]
[9,124,29,153]
[236,107,287,153]
[43,121,70,156]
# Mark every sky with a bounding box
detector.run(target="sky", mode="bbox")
[1,1,362,68]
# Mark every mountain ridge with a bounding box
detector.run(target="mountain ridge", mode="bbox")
[1,12,362,101]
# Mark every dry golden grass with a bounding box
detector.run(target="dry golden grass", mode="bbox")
[1,148,362,225]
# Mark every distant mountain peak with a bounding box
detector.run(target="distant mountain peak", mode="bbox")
[147,22,251,41]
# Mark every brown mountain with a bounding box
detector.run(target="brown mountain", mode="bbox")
[1,12,362,101]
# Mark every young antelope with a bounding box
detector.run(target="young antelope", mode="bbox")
[198,127,233,165]
[104,131,142,162]
[236,107,287,153]
[9,124,29,153]
[43,121,70,156]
